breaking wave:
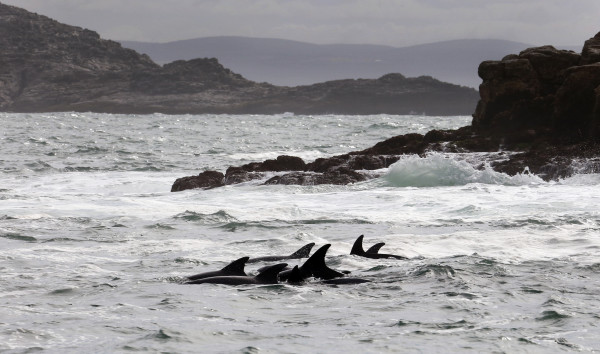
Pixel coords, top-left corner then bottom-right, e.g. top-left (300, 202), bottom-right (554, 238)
top-left (383, 154), bottom-right (545, 187)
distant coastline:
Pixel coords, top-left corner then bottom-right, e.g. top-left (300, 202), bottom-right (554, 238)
top-left (0, 3), bottom-right (478, 116)
top-left (121, 37), bottom-right (545, 88)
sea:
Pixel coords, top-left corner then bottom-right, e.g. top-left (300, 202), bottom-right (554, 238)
top-left (1, 112), bottom-right (600, 353)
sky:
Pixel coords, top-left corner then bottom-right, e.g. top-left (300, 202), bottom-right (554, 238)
top-left (3, 0), bottom-right (599, 47)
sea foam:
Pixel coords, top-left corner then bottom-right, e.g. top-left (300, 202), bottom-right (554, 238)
top-left (384, 153), bottom-right (545, 187)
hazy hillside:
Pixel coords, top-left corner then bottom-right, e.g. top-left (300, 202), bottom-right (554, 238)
top-left (0, 2), bottom-right (478, 115)
top-left (120, 37), bottom-right (573, 88)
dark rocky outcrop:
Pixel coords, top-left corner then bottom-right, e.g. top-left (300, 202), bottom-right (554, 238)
top-left (171, 171), bottom-right (225, 192)
top-left (472, 34), bottom-right (600, 145)
top-left (172, 32), bottom-right (600, 191)
top-left (0, 3), bottom-right (478, 115)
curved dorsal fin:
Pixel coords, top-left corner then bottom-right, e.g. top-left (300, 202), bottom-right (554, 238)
top-left (255, 263), bottom-right (288, 282)
top-left (301, 244), bottom-right (344, 280)
top-left (366, 242), bottom-right (385, 254)
top-left (289, 242), bottom-right (315, 258)
top-left (350, 235), bottom-right (366, 255)
top-left (221, 256), bottom-right (249, 275)
top-left (301, 244), bottom-right (330, 272)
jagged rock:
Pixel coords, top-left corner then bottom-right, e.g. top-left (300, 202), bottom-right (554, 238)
top-left (264, 167), bottom-right (368, 186)
top-left (305, 154), bottom-right (399, 173)
top-left (306, 155), bottom-right (351, 173)
top-left (171, 171), bottom-right (224, 192)
top-left (222, 155), bottom-right (307, 184)
top-left (554, 63), bottom-right (600, 141)
top-left (354, 133), bottom-right (428, 155)
top-left (235, 155), bottom-right (307, 172)
top-left (580, 32), bottom-right (600, 65)
top-left (224, 167), bottom-right (265, 185)
top-left (471, 39), bottom-right (600, 145)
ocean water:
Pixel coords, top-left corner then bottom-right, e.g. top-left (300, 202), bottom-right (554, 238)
top-left (1, 112), bottom-right (600, 353)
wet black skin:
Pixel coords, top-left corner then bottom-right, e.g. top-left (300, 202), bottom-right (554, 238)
top-left (186, 263), bottom-right (288, 285)
top-left (186, 256), bottom-right (249, 282)
top-left (278, 244), bottom-right (345, 281)
top-left (350, 235), bottom-right (408, 260)
top-left (247, 242), bottom-right (315, 263)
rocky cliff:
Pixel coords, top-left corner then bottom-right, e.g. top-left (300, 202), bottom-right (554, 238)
top-left (473, 34), bottom-right (600, 145)
top-left (0, 3), bottom-right (477, 115)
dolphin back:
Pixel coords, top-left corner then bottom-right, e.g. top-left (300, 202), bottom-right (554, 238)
top-left (301, 244), bottom-right (344, 280)
top-left (255, 263), bottom-right (288, 284)
top-left (366, 242), bottom-right (385, 254)
top-left (350, 235), bottom-right (366, 255)
top-left (221, 256), bottom-right (250, 275)
top-left (288, 242), bottom-right (315, 258)
top-left (186, 256), bottom-right (249, 281)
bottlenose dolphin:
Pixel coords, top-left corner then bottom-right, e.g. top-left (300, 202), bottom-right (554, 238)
top-left (322, 277), bottom-right (371, 285)
top-left (186, 263), bottom-right (288, 285)
top-left (247, 242), bottom-right (315, 263)
top-left (351, 235), bottom-right (408, 260)
top-left (286, 265), bottom-right (305, 284)
top-left (279, 244), bottom-right (344, 281)
top-left (286, 264), bottom-right (370, 285)
top-left (186, 256), bottom-right (249, 282)
top-left (366, 242), bottom-right (385, 254)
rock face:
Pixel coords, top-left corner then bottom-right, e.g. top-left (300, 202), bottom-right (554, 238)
top-left (172, 32), bottom-right (600, 191)
top-left (472, 34), bottom-right (600, 145)
top-left (0, 3), bottom-right (478, 115)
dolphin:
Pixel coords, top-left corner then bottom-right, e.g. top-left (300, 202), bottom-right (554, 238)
top-left (279, 244), bottom-right (344, 281)
top-left (286, 264), bottom-right (370, 285)
top-left (247, 242), bottom-right (315, 263)
top-left (186, 256), bottom-right (249, 282)
top-left (322, 277), bottom-right (371, 285)
top-left (366, 242), bottom-right (385, 254)
top-left (285, 265), bottom-right (305, 284)
top-left (186, 263), bottom-right (288, 285)
top-left (351, 235), bottom-right (408, 260)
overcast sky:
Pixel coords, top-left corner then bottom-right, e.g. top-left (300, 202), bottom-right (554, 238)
top-left (4, 0), bottom-right (599, 47)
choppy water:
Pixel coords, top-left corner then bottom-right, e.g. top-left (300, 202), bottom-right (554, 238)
top-left (1, 112), bottom-right (600, 353)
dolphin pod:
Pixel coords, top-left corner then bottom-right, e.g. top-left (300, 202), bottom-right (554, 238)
top-left (185, 236), bottom-right (407, 286)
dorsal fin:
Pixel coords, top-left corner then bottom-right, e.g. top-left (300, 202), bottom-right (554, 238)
top-left (287, 265), bottom-right (305, 284)
top-left (350, 235), bottom-right (366, 255)
top-left (366, 242), bottom-right (385, 254)
top-left (301, 244), bottom-right (331, 272)
top-left (289, 242), bottom-right (315, 258)
top-left (255, 263), bottom-right (288, 282)
top-left (221, 256), bottom-right (249, 275)
top-left (301, 244), bottom-right (344, 280)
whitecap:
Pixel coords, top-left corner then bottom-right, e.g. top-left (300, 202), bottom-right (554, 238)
top-left (383, 153), bottom-right (545, 187)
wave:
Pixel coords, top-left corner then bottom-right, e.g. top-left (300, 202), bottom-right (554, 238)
top-left (172, 210), bottom-right (238, 224)
top-left (383, 154), bottom-right (545, 187)
top-left (1, 233), bottom-right (37, 242)
top-left (559, 172), bottom-right (600, 185)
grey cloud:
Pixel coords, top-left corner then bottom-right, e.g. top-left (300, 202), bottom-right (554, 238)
top-left (3, 0), bottom-right (598, 46)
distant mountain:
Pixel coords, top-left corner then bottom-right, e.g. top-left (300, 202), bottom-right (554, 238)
top-left (0, 3), bottom-right (479, 115)
top-left (120, 37), bottom-right (575, 88)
